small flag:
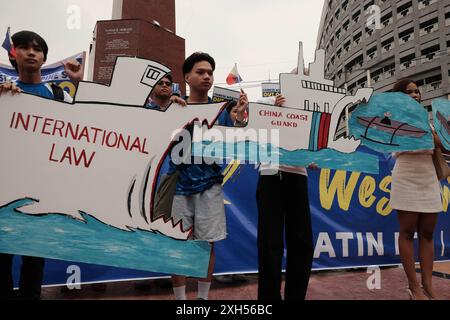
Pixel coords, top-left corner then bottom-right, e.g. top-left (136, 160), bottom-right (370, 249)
top-left (2, 27), bottom-right (15, 57)
top-left (226, 63), bottom-right (243, 85)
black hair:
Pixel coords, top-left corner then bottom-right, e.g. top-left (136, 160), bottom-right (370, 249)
top-left (182, 52), bottom-right (215, 76)
top-left (392, 78), bottom-right (418, 94)
top-left (226, 100), bottom-right (238, 113)
top-left (162, 73), bottom-right (173, 83)
top-left (9, 31), bottom-right (48, 71)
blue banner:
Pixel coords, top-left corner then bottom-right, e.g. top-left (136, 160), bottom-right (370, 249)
top-left (0, 52), bottom-right (84, 97)
top-left (11, 147), bottom-right (449, 286)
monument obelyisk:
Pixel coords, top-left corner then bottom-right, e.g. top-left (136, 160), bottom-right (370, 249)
top-left (88, 0), bottom-right (185, 94)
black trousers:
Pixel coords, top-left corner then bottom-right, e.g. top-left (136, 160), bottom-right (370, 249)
top-left (0, 253), bottom-right (45, 300)
top-left (257, 172), bottom-right (313, 300)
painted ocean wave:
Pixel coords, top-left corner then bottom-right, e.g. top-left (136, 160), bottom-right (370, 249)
top-left (192, 141), bottom-right (379, 174)
top-left (0, 199), bottom-right (211, 278)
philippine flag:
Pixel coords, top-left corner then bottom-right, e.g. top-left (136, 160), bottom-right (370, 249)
top-left (226, 63), bottom-right (243, 85)
top-left (2, 27), bottom-right (15, 57)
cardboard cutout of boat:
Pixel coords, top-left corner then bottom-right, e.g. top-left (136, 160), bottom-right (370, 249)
top-left (357, 113), bottom-right (427, 146)
top-left (436, 111), bottom-right (450, 135)
top-left (436, 111), bottom-right (450, 145)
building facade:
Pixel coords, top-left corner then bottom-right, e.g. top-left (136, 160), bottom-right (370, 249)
top-left (317, 0), bottom-right (450, 108)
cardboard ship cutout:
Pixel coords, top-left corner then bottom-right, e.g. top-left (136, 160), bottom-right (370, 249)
top-left (349, 92), bottom-right (434, 153)
top-left (193, 43), bottom-right (378, 174)
top-left (0, 56), bottom-right (231, 277)
top-left (432, 99), bottom-right (450, 151)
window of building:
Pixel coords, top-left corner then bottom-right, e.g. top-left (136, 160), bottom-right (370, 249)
top-left (343, 19), bottom-right (350, 32)
top-left (342, 0), bottom-right (349, 11)
top-left (367, 46), bottom-right (377, 61)
top-left (445, 10), bottom-right (450, 26)
top-left (419, 16), bottom-right (439, 36)
top-left (371, 67), bottom-right (384, 83)
top-left (346, 54), bottom-right (364, 73)
top-left (381, 11), bottom-right (393, 28)
top-left (365, 26), bottom-right (374, 38)
top-left (418, 0), bottom-right (438, 10)
top-left (344, 39), bottom-right (351, 53)
top-left (364, 0), bottom-right (375, 11)
top-left (352, 9), bottom-right (361, 25)
top-left (397, 1), bottom-right (413, 19)
top-left (400, 53), bottom-right (416, 70)
top-left (348, 82), bottom-right (357, 95)
top-left (384, 63), bottom-right (395, 79)
top-left (353, 31), bottom-right (362, 46)
top-left (421, 43), bottom-right (440, 63)
top-left (381, 37), bottom-right (394, 53)
top-left (357, 76), bottom-right (368, 88)
top-left (399, 27), bottom-right (415, 44)
top-left (417, 74), bottom-right (442, 92)
top-left (335, 8), bottom-right (341, 20)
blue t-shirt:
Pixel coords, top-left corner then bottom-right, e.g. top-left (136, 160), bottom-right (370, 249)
top-left (15, 81), bottom-right (55, 99)
top-left (145, 101), bottom-right (161, 110)
top-left (168, 98), bottom-right (234, 195)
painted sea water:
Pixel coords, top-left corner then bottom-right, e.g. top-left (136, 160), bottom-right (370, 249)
top-left (349, 93), bottom-right (434, 153)
top-left (0, 199), bottom-right (211, 278)
top-left (432, 99), bottom-right (450, 150)
top-left (193, 141), bottom-right (379, 174)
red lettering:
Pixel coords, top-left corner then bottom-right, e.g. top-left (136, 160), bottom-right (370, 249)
top-left (287, 113), bottom-right (309, 121)
top-left (259, 110), bottom-right (282, 118)
top-left (41, 118), bottom-right (54, 135)
top-left (60, 147), bottom-right (73, 165)
top-left (73, 149), bottom-right (96, 168)
top-left (90, 127), bottom-right (102, 144)
top-left (117, 133), bottom-right (130, 151)
top-left (65, 122), bottom-right (79, 140)
top-left (271, 120), bottom-right (298, 128)
top-left (32, 115), bottom-right (43, 132)
top-left (141, 138), bottom-right (149, 155)
top-left (78, 127), bottom-right (90, 143)
top-left (15, 113), bottom-right (30, 130)
top-left (52, 120), bottom-right (65, 137)
top-left (106, 131), bottom-right (118, 147)
top-left (130, 137), bottom-right (142, 153)
top-left (49, 144), bottom-right (59, 163)
top-left (10, 112), bottom-right (16, 128)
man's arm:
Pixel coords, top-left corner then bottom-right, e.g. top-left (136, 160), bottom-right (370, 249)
top-left (235, 89), bottom-right (248, 123)
top-left (63, 60), bottom-right (83, 85)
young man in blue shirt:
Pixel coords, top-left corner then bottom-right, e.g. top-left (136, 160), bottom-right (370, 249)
top-left (0, 30), bottom-right (82, 300)
top-left (170, 52), bottom-right (247, 300)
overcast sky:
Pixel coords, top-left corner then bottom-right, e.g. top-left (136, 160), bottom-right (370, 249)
top-left (0, 0), bottom-right (325, 98)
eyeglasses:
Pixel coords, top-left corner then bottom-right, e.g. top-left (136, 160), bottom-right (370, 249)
top-left (157, 80), bottom-right (172, 87)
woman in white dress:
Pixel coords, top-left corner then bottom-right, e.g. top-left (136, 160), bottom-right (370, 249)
top-left (390, 79), bottom-right (446, 300)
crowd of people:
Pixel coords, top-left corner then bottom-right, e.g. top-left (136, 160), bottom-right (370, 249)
top-left (0, 30), bottom-right (447, 301)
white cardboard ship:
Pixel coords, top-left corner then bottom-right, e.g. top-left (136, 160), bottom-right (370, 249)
top-left (0, 56), bottom-right (227, 240)
top-left (196, 43), bottom-right (373, 154)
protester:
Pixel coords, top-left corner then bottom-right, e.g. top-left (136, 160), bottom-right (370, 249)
top-left (145, 73), bottom-right (186, 111)
top-left (170, 52), bottom-right (247, 300)
top-left (390, 78), bottom-right (446, 300)
top-left (256, 91), bottom-right (315, 300)
top-left (0, 30), bottom-right (82, 300)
